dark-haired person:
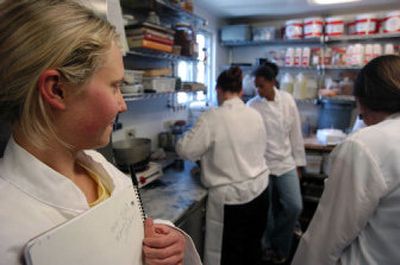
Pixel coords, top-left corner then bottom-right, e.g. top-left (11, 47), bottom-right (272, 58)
top-left (177, 67), bottom-right (270, 265)
top-left (247, 63), bottom-right (306, 264)
top-left (292, 55), bottom-right (400, 265)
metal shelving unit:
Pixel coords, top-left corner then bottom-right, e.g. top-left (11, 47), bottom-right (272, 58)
top-left (325, 32), bottom-right (400, 43)
top-left (221, 37), bottom-right (323, 47)
top-left (121, 0), bottom-right (206, 28)
top-left (126, 49), bottom-right (199, 62)
top-left (123, 91), bottom-right (174, 102)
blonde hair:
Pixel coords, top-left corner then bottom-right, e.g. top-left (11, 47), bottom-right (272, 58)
top-left (0, 0), bottom-right (119, 148)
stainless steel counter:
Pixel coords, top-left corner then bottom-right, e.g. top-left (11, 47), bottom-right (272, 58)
top-left (139, 161), bottom-right (208, 224)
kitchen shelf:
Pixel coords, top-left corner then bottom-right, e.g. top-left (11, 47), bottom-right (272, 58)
top-left (280, 65), bottom-right (319, 70)
top-left (222, 33), bottom-right (400, 47)
top-left (325, 32), bottom-right (400, 43)
top-left (121, 0), bottom-right (206, 28)
top-left (126, 49), bottom-right (199, 62)
top-left (320, 65), bottom-right (361, 71)
top-left (123, 91), bottom-right (175, 102)
top-left (221, 37), bottom-right (323, 47)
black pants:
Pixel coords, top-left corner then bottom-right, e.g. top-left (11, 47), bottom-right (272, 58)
top-left (220, 187), bottom-right (269, 265)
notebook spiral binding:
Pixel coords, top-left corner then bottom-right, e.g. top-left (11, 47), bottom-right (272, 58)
top-left (129, 165), bottom-right (147, 221)
top-left (133, 185), bottom-right (146, 221)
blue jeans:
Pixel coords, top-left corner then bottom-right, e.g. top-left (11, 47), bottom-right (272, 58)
top-left (263, 169), bottom-right (303, 258)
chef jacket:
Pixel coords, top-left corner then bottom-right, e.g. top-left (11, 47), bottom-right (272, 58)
top-left (292, 113), bottom-right (400, 265)
top-left (176, 97), bottom-right (270, 205)
top-left (247, 88), bottom-right (306, 176)
top-left (0, 137), bottom-right (201, 265)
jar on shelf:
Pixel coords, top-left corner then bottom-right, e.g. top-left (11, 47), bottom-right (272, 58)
top-left (174, 23), bottom-right (196, 57)
top-left (355, 13), bottom-right (379, 35)
top-left (373, 43), bottom-right (383, 58)
top-left (146, 11), bottom-right (160, 25)
top-left (382, 11), bottom-right (400, 33)
top-left (285, 47), bottom-right (295, 66)
top-left (294, 47), bottom-right (303, 66)
top-left (364, 44), bottom-right (374, 64)
top-left (311, 47), bottom-right (322, 66)
top-left (323, 47), bottom-right (332, 66)
top-left (325, 16), bottom-right (345, 37)
top-left (384, 43), bottom-right (395, 55)
top-left (303, 17), bottom-right (324, 39)
top-left (285, 19), bottom-right (303, 39)
top-left (352, 43), bottom-right (365, 66)
top-left (302, 47), bottom-right (311, 67)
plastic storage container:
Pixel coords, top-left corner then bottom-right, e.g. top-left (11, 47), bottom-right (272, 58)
top-left (325, 16), bottom-right (345, 37)
top-left (221, 24), bottom-right (251, 42)
top-left (382, 11), bottom-right (400, 33)
top-left (355, 13), bottom-right (379, 35)
top-left (143, 77), bottom-right (176, 93)
top-left (285, 19), bottom-right (303, 39)
top-left (252, 26), bottom-right (276, 41)
top-left (303, 17), bottom-right (324, 38)
top-left (318, 98), bottom-right (356, 131)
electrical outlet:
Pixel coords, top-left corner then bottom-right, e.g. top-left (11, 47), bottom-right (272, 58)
top-left (125, 128), bottom-right (136, 140)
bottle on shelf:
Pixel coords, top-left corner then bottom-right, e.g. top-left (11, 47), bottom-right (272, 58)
top-left (293, 72), bottom-right (308, 100)
top-left (280, 72), bottom-right (294, 94)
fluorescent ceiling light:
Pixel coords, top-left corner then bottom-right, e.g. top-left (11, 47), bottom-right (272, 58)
top-left (309, 0), bottom-right (362, 5)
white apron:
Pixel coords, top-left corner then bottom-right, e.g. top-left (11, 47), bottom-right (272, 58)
top-left (203, 185), bottom-right (227, 265)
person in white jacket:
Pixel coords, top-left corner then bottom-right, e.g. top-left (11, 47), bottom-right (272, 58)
top-left (0, 1), bottom-right (201, 265)
top-left (247, 63), bottom-right (306, 264)
top-left (292, 54), bottom-right (400, 265)
top-left (176, 66), bottom-right (270, 265)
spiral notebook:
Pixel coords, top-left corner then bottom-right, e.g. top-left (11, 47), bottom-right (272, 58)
top-left (24, 186), bottom-right (145, 265)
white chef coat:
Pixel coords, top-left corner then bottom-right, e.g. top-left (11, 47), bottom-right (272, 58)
top-left (0, 137), bottom-right (201, 265)
top-left (176, 97), bottom-right (270, 265)
top-left (292, 113), bottom-right (400, 265)
top-left (247, 88), bottom-right (306, 176)
top-left (176, 96), bottom-right (270, 204)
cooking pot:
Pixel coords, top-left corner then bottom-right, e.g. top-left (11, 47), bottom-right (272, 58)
top-left (112, 138), bottom-right (151, 169)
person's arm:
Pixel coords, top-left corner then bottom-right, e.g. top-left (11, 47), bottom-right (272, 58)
top-left (175, 113), bottom-right (210, 162)
top-left (288, 99), bottom-right (306, 167)
top-left (292, 139), bottom-right (387, 265)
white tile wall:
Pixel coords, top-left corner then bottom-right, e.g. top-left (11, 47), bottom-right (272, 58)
top-left (113, 97), bottom-right (189, 150)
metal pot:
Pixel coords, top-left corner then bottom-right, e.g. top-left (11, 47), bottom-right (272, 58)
top-left (112, 138), bottom-right (151, 167)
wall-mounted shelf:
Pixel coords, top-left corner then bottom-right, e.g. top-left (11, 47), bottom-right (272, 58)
top-left (325, 32), bottom-right (400, 43)
top-left (121, 0), bottom-right (206, 28)
top-left (126, 49), bottom-right (199, 62)
top-left (281, 65), bottom-right (319, 70)
top-left (320, 65), bottom-right (361, 71)
top-left (222, 33), bottom-right (400, 47)
top-left (221, 37), bottom-right (323, 47)
top-left (123, 90), bottom-right (204, 102)
top-left (123, 92), bottom-right (174, 102)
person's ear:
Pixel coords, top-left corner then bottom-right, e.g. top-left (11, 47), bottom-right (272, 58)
top-left (37, 70), bottom-right (66, 110)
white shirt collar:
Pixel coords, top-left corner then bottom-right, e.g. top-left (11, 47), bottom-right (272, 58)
top-left (221, 96), bottom-right (244, 107)
top-left (0, 137), bottom-right (118, 213)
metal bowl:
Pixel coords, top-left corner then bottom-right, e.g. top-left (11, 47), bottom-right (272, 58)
top-left (112, 138), bottom-right (151, 166)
